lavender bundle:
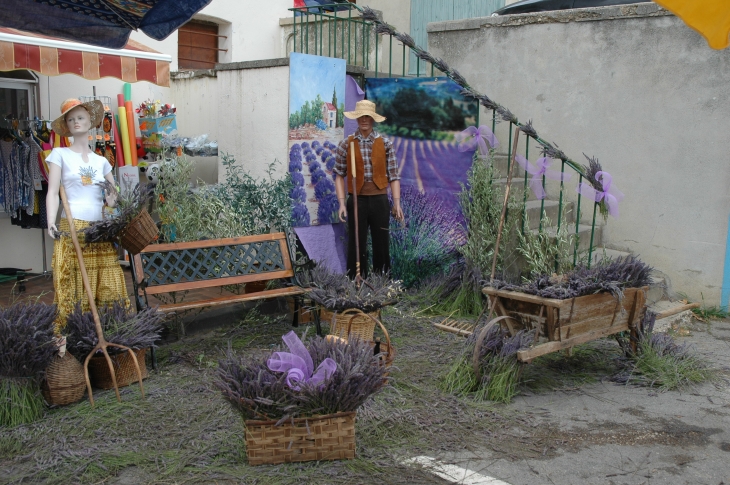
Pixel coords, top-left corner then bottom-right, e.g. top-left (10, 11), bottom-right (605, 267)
top-left (304, 265), bottom-right (403, 313)
top-left (611, 312), bottom-right (712, 390)
top-left (64, 301), bottom-right (164, 358)
top-left (81, 181), bottom-right (155, 244)
top-left (491, 256), bottom-right (653, 301)
top-left (443, 324), bottom-right (533, 403)
top-left (0, 302), bottom-right (57, 427)
top-left (0, 302), bottom-right (57, 379)
top-left (215, 336), bottom-right (386, 421)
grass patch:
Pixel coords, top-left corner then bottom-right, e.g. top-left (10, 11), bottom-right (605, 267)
top-left (622, 337), bottom-right (715, 391)
top-left (0, 378), bottom-right (45, 428)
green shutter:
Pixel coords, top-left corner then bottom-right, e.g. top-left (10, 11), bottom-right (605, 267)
top-left (409, 0), bottom-right (505, 75)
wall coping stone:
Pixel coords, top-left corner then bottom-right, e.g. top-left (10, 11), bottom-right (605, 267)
top-left (427, 2), bottom-right (672, 33)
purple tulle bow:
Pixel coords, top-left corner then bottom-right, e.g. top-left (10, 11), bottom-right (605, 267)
top-left (576, 171), bottom-right (624, 219)
top-left (267, 331), bottom-right (337, 390)
top-left (455, 125), bottom-right (499, 157)
top-left (514, 155), bottom-right (571, 200)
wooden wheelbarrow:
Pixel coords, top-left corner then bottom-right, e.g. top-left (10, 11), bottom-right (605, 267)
top-left (481, 286), bottom-right (648, 363)
top-left (59, 186), bottom-right (145, 407)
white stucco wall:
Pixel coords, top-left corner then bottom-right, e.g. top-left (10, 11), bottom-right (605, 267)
top-left (171, 61), bottom-right (290, 183)
top-left (428, 4), bottom-right (730, 304)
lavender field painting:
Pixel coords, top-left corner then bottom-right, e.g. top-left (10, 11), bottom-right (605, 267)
top-left (365, 77), bottom-right (478, 213)
top-left (288, 53), bottom-right (346, 227)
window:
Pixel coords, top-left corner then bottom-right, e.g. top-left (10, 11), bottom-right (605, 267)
top-left (178, 20), bottom-right (225, 70)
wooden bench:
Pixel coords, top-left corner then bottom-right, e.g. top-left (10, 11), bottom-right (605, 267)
top-left (130, 232), bottom-right (319, 335)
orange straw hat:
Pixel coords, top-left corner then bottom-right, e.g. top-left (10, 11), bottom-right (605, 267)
top-left (344, 100), bottom-right (386, 123)
top-left (51, 98), bottom-right (105, 137)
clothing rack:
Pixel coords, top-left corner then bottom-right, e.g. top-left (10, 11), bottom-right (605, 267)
top-left (0, 115), bottom-right (53, 282)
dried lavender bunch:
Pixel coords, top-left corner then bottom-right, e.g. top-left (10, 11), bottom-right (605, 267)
top-left (0, 302), bottom-right (57, 378)
top-left (215, 336), bottom-right (385, 421)
top-left (469, 324), bottom-right (534, 363)
top-left (448, 68), bottom-right (468, 88)
top-left (540, 141), bottom-right (568, 161)
top-left (81, 182), bottom-right (155, 244)
top-left (491, 256), bottom-right (653, 300)
top-left (361, 6), bottom-right (379, 22)
top-left (496, 106), bottom-right (518, 124)
top-left (303, 265), bottom-right (403, 313)
top-left (64, 300), bottom-right (164, 358)
top-left (520, 120), bottom-right (538, 139)
top-left (583, 153), bottom-right (604, 190)
top-left (395, 32), bottom-right (417, 49)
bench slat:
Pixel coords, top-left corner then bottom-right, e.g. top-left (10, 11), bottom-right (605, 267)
top-left (139, 232), bottom-right (288, 253)
top-left (157, 286), bottom-right (307, 312)
top-left (144, 269), bottom-right (296, 295)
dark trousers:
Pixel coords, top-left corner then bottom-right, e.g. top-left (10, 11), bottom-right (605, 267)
top-left (346, 194), bottom-right (390, 279)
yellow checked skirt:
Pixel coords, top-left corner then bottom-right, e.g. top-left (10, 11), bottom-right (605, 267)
top-left (52, 218), bottom-right (130, 333)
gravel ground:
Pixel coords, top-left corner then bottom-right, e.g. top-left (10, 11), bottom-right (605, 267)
top-left (1, 301), bottom-right (727, 485)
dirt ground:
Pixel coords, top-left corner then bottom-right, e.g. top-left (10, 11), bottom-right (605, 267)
top-left (1, 299), bottom-right (728, 485)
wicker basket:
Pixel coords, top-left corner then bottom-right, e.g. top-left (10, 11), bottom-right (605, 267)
top-left (321, 307), bottom-right (380, 341)
top-left (244, 411), bottom-right (356, 466)
top-left (88, 348), bottom-right (148, 390)
top-left (41, 352), bottom-right (86, 406)
top-left (119, 209), bottom-right (157, 254)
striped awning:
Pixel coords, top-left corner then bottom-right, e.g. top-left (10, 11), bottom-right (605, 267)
top-left (0, 28), bottom-right (171, 87)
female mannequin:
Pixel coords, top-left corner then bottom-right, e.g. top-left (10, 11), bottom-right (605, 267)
top-left (46, 99), bottom-right (129, 332)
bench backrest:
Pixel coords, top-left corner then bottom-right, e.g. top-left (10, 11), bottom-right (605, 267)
top-left (133, 232), bottom-right (294, 296)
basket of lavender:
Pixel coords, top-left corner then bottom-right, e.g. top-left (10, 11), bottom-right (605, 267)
top-left (0, 302), bottom-right (58, 426)
top-left (215, 331), bottom-right (387, 465)
top-left (305, 265), bottom-right (403, 341)
top-left (64, 301), bottom-right (163, 389)
top-left (81, 181), bottom-right (157, 254)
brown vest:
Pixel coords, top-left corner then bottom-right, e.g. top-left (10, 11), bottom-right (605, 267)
top-left (347, 135), bottom-right (388, 194)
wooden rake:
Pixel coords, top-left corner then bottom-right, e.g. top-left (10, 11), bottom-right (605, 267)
top-left (59, 186), bottom-right (145, 407)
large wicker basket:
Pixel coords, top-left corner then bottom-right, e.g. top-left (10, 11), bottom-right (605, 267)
top-left (88, 348), bottom-right (148, 389)
top-left (41, 352), bottom-right (86, 406)
top-left (119, 209), bottom-right (157, 254)
top-left (321, 307), bottom-right (380, 341)
top-left (244, 411), bottom-right (356, 466)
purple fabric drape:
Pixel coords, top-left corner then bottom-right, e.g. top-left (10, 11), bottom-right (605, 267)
top-left (344, 75), bottom-right (365, 137)
top-left (455, 125), bottom-right (499, 157)
top-left (514, 155), bottom-right (571, 200)
top-left (267, 331), bottom-right (337, 390)
top-left (576, 171), bottom-right (624, 218)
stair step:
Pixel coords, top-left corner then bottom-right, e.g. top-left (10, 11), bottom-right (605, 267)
top-left (523, 199), bottom-right (575, 229)
top-left (531, 223), bottom-right (601, 252)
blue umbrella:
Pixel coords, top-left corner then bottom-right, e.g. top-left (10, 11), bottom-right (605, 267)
top-left (0, 0), bottom-right (213, 49)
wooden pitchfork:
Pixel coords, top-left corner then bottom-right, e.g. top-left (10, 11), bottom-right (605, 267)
top-left (59, 186), bottom-right (145, 407)
top-left (349, 141), bottom-right (364, 287)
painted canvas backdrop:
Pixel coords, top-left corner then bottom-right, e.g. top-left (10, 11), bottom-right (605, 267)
top-left (288, 52), bottom-right (346, 228)
top-left (365, 77), bottom-right (478, 213)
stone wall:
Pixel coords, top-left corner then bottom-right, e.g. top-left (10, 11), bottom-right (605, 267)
top-left (428, 3), bottom-right (730, 304)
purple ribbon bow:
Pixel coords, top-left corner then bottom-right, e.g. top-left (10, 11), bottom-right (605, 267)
top-left (267, 331), bottom-right (337, 390)
top-left (576, 170), bottom-right (624, 219)
top-left (514, 155), bottom-right (571, 200)
top-left (455, 125), bottom-right (499, 157)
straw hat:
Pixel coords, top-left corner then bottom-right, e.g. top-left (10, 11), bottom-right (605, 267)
top-left (51, 98), bottom-right (105, 137)
top-left (344, 100), bottom-right (386, 123)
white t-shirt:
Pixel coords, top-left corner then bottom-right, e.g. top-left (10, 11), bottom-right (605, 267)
top-left (47, 147), bottom-right (112, 222)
